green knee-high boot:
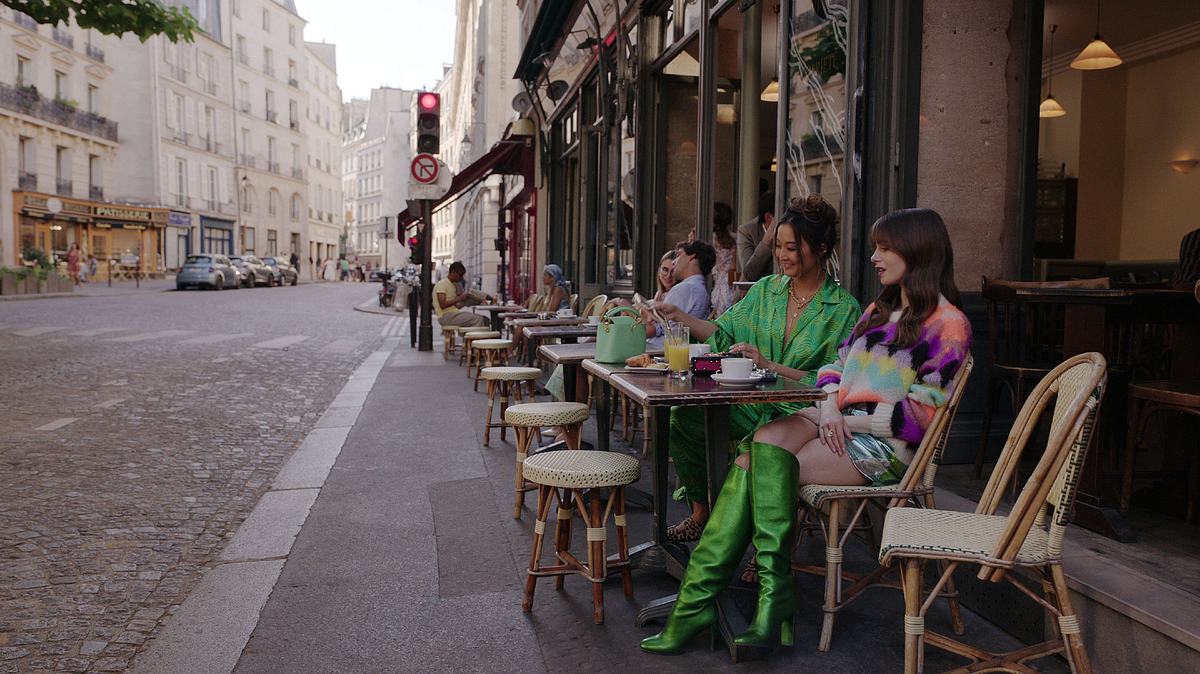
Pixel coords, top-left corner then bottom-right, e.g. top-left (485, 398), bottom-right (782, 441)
top-left (640, 467), bottom-right (753, 655)
top-left (734, 442), bottom-right (799, 648)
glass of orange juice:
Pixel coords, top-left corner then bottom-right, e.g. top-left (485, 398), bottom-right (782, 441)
top-left (664, 323), bottom-right (691, 379)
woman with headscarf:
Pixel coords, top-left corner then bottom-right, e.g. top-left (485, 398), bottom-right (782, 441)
top-left (542, 264), bottom-right (571, 312)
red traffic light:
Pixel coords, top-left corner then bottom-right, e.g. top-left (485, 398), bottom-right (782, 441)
top-left (418, 92), bottom-right (440, 111)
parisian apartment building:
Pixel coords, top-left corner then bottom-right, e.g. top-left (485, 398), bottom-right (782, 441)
top-left (0, 0), bottom-right (344, 278)
top-left (341, 86), bottom-right (411, 271)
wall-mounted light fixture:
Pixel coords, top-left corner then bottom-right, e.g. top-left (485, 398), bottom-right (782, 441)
top-left (1169, 159), bottom-right (1198, 174)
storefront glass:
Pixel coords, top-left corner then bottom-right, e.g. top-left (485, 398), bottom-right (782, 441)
top-left (780, 1), bottom-right (851, 215)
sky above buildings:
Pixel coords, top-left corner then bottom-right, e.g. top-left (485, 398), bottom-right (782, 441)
top-left (297, 0), bottom-right (456, 102)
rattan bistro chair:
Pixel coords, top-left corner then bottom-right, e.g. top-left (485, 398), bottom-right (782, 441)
top-left (880, 353), bottom-right (1107, 674)
top-left (794, 356), bottom-right (974, 653)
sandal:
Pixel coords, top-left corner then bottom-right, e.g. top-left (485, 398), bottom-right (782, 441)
top-left (666, 516), bottom-right (706, 542)
top-left (739, 557), bottom-right (759, 584)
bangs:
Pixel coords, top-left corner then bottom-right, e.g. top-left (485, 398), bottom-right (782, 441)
top-left (870, 217), bottom-right (900, 249)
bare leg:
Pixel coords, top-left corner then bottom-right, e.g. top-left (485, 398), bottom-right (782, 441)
top-left (735, 415), bottom-right (866, 487)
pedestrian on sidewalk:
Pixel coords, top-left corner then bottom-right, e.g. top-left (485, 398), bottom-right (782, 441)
top-left (290, 251), bottom-right (300, 275)
top-left (67, 242), bottom-right (82, 286)
top-left (339, 257), bottom-right (350, 282)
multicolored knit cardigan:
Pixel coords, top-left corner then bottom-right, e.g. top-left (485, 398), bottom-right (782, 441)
top-left (815, 296), bottom-right (972, 463)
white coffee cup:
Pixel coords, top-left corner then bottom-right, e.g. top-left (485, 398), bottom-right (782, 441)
top-left (587, 315), bottom-right (601, 325)
top-left (688, 343), bottom-right (711, 358)
top-left (557, 308), bottom-right (574, 318)
top-left (720, 357), bottom-right (753, 379)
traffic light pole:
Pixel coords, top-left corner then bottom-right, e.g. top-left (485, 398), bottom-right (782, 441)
top-left (417, 199), bottom-right (434, 351)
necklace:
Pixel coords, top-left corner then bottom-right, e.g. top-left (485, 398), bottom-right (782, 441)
top-left (787, 277), bottom-right (821, 320)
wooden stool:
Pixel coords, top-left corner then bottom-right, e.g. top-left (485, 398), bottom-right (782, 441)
top-left (479, 366), bottom-right (542, 446)
top-left (504, 402), bottom-right (589, 518)
top-left (441, 327), bottom-right (458, 359)
top-left (461, 330), bottom-right (500, 372)
top-left (521, 450), bottom-right (640, 624)
top-left (470, 338), bottom-right (512, 392)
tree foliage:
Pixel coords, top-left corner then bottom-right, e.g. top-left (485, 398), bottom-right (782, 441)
top-left (4, 0), bottom-right (198, 42)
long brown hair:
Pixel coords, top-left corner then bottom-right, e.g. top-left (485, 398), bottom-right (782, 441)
top-left (853, 208), bottom-right (961, 347)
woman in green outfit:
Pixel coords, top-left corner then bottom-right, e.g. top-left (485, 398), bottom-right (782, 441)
top-left (654, 195), bottom-right (860, 543)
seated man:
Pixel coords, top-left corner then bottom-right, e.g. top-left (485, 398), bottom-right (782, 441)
top-left (643, 240), bottom-right (715, 348)
top-left (1175, 226), bottom-right (1200, 289)
top-left (433, 261), bottom-right (488, 328)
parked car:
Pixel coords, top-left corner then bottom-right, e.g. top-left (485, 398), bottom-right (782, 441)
top-left (229, 255), bottom-right (274, 287)
top-left (262, 256), bottom-right (299, 286)
top-left (369, 268), bottom-right (392, 282)
top-left (177, 254), bottom-right (239, 291)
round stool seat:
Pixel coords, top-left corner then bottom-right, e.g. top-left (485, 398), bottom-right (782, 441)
top-left (481, 366), bottom-right (543, 381)
top-left (505, 402), bottom-right (589, 427)
top-left (522, 450), bottom-right (641, 489)
top-left (463, 330), bottom-right (501, 340)
top-left (473, 338), bottom-right (513, 350)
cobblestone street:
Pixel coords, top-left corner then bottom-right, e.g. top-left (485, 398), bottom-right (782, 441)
top-left (0, 284), bottom-right (391, 673)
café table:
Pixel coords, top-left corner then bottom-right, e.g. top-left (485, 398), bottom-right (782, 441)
top-left (1007, 286), bottom-right (1200, 541)
top-left (537, 343), bottom-right (662, 405)
top-left (522, 324), bottom-right (597, 367)
top-left (584, 362), bottom-right (825, 660)
top-left (472, 304), bottom-right (525, 332)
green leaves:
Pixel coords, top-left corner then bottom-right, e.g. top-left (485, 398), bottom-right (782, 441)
top-left (4, 1), bottom-right (199, 43)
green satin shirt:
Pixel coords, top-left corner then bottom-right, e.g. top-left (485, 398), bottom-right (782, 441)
top-left (708, 274), bottom-right (861, 392)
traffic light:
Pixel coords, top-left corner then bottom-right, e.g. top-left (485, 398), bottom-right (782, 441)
top-left (416, 91), bottom-right (441, 154)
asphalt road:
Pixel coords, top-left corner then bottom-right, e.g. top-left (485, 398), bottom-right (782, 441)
top-left (0, 283), bottom-right (388, 673)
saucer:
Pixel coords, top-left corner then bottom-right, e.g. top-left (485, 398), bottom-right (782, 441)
top-left (711, 372), bottom-right (764, 387)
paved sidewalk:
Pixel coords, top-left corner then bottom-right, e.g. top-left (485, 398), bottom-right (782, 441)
top-left (133, 333), bottom-right (1061, 673)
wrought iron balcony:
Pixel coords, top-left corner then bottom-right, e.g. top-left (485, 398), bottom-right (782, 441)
top-left (89, 185), bottom-right (103, 201)
top-left (239, 154), bottom-right (256, 168)
top-left (237, 51), bottom-right (250, 65)
top-left (14, 12), bottom-right (38, 31)
top-left (19, 171), bottom-right (37, 190)
top-left (52, 28), bottom-right (74, 48)
top-left (268, 161), bottom-right (280, 174)
top-left (203, 80), bottom-right (217, 96)
top-left (56, 178), bottom-right (73, 196)
top-left (86, 44), bottom-right (105, 63)
top-left (167, 63), bottom-right (187, 83)
top-left (266, 110), bottom-right (278, 124)
top-left (0, 83), bottom-right (118, 142)
top-left (238, 100), bottom-right (251, 113)
top-left (264, 65), bottom-right (275, 78)
top-left (288, 77), bottom-right (299, 88)
top-left (289, 119), bottom-right (299, 131)
top-left (291, 167), bottom-right (303, 179)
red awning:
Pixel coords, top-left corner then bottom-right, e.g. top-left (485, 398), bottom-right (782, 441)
top-left (397, 136), bottom-right (533, 235)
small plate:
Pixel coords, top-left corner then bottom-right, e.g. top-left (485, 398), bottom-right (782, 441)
top-left (712, 372), bottom-right (764, 387)
top-left (625, 364), bottom-right (670, 374)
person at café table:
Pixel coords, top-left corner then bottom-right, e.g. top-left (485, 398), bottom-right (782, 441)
top-left (650, 195), bottom-right (860, 545)
top-left (642, 207), bottom-right (972, 655)
top-left (512, 264), bottom-right (574, 357)
top-left (641, 240), bottom-right (716, 348)
top-left (432, 261), bottom-right (490, 329)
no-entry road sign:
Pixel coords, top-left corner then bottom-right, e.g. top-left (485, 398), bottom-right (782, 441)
top-left (411, 153), bottom-right (439, 184)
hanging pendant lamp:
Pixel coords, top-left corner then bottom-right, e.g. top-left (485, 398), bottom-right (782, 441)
top-left (760, 78), bottom-right (779, 102)
top-left (1071, 0), bottom-right (1123, 70)
top-left (1041, 24), bottom-right (1067, 119)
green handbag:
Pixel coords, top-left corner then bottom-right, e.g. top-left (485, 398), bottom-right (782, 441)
top-left (595, 306), bottom-right (648, 363)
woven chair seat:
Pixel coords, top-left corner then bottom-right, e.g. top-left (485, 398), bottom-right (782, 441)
top-left (800, 482), bottom-right (922, 507)
top-left (472, 338), bottom-right (512, 350)
top-left (481, 366), bottom-right (543, 381)
top-left (522, 450), bottom-right (641, 489)
top-left (463, 330), bottom-right (501, 340)
top-left (880, 508), bottom-right (1051, 567)
top-left (505, 402), bottom-right (589, 427)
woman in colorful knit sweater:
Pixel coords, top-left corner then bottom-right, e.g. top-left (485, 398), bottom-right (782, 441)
top-left (643, 208), bottom-right (971, 656)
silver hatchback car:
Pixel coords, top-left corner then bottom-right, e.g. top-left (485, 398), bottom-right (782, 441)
top-left (177, 254), bottom-right (240, 290)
